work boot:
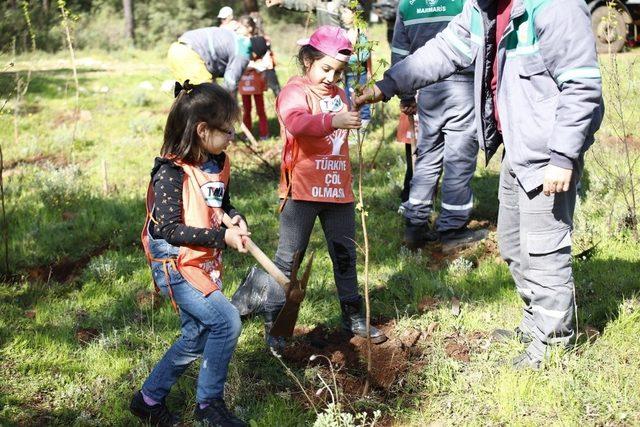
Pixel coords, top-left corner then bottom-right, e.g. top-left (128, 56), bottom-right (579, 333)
top-left (440, 227), bottom-right (488, 253)
top-left (491, 327), bottom-right (533, 344)
top-left (404, 220), bottom-right (438, 250)
top-left (340, 300), bottom-right (387, 344)
top-left (129, 391), bottom-right (179, 426)
top-left (194, 399), bottom-right (247, 427)
top-left (264, 309), bottom-right (286, 353)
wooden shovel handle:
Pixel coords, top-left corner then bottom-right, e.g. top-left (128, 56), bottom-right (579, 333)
top-left (221, 214), bottom-right (290, 288)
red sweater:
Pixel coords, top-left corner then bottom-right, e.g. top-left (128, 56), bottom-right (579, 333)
top-left (492, 0), bottom-right (513, 130)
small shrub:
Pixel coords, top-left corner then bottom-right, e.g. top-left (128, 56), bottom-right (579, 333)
top-left (35, 163), bottom-right (87, 209)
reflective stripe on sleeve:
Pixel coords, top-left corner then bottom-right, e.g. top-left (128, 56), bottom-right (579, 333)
top-left (556, 67), bottom-right (602, 83)
top-left (391, 46), bottom-right (410, 57)
top-left (442, 27), bottom-right (472, 59)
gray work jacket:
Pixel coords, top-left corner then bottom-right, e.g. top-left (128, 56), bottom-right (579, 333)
top-left (179, 27), bottom-right (251, 92)
top-left (378, 0), bottom-right (604, 193)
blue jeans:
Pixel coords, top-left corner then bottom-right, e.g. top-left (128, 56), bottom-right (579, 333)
top-left (345, 72), bottom-right (371, 121)
top-left (142, 236), bottom-right (242, 404)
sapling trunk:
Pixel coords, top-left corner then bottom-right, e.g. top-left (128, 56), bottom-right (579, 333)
top-left (58, 0), bottom-right (80, 142)
top-left (348, 1), bottom-right (386, 396)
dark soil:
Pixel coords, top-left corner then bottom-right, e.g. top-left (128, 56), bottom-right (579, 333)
top-left (280, 320), bottom-right (489, 416)
top-left (4, 153), bottom-right (69, 177)
top-left (74, 327), bottom-right (100, 345)
top-left (283, 320), bottom-right (432, 397)
top-left (26, 244), bottom-right (110, 284)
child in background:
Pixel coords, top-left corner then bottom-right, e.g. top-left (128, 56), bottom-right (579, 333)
top-left (131, 81), bottom-right (249, 427)
top-left (263, 26), bottom-right (387, 349)
top-left (249, 11), bottom-right (282, 97)
top-left (238, 29), bottom-right (270, 140)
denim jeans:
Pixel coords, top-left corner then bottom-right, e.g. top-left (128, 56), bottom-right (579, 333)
top-left (345, 72), bottom-right (371, 121)
top-left (142, 235), bottom-right (242, 404)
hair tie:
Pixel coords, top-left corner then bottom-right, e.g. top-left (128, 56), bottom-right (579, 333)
top-left (173, 79), bottom-right (194, 98)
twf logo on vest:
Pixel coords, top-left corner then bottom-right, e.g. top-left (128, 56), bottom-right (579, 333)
top-left (200, 181), bottom-right (226, 208)
top-left (319, 95), bottom-right (344, 113)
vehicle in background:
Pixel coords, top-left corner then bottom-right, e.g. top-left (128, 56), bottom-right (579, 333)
top-left (588, 1), bottom-right (639, 52)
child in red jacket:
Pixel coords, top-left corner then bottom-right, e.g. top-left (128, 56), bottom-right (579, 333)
top-left (265, 26), bottom-right (388, 349)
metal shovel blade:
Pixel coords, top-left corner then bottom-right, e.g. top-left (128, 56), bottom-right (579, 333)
top-left (269, 252), bottom-right (314, 337)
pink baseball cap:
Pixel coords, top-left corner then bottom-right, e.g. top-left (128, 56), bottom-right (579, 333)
top-left (297, 25), bottom-right (353, 62)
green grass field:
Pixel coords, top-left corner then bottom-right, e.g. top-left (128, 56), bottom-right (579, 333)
top-left (1, 23), bottom-right (639, 426)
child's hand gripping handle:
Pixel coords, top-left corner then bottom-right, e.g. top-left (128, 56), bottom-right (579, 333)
top-left (221, 213), bottom-right (290, 289)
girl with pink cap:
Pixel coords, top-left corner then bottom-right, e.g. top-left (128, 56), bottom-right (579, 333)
top-left (260, 25), bottom-right (388, 350)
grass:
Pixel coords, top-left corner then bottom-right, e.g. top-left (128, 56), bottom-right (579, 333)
top-left (1, 23), bottom-right (639, 426)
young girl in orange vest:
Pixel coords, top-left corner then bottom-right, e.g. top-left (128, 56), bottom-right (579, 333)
top-left (131, 81), bottom-right (249, 427)
top-left (238, 33), bottom-right (270, 140)
top-left (263, 26), bottom-right (387, 349)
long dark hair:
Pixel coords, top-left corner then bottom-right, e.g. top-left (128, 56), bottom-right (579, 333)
top-left (162, 82), bottom-right (239, 164)
top-left (238, 15), bottom-right (256, 36)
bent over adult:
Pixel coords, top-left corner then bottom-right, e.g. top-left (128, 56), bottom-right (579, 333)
top-left (167, 23), bottom-right (254, 92)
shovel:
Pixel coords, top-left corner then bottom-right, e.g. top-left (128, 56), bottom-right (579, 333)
top-left (222, 214), bottom-right (314, 337)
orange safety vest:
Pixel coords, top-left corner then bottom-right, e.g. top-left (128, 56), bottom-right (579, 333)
top-left (278, 81), bottom-right (354, 204)
top-left (141, 157), bottom-right (230, 311)
top-left (238, 68), bottom-right (267, 95)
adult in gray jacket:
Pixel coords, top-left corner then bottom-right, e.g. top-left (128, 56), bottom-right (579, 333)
top-left (167, 22), bottom-right (254, 92)
top-left (357, 0), bottom-right (603, 369)
top-left (265, 0), bottom-right (346, 28)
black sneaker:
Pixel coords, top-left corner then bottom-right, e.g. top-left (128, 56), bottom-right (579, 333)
top-left (194, 399), bottom-right (247, 427)
top-left (129, 390), bottom-right (179, 426)
top-left (440, 227), bottom-right (488, 253)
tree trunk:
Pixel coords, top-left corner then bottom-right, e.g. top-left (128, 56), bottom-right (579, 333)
top-left (43, 0), bottom-right (49, 12)
top-left (123, 0), bottom-right (135, 44)
top-left (243, 0), bottom-right (259, 13)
